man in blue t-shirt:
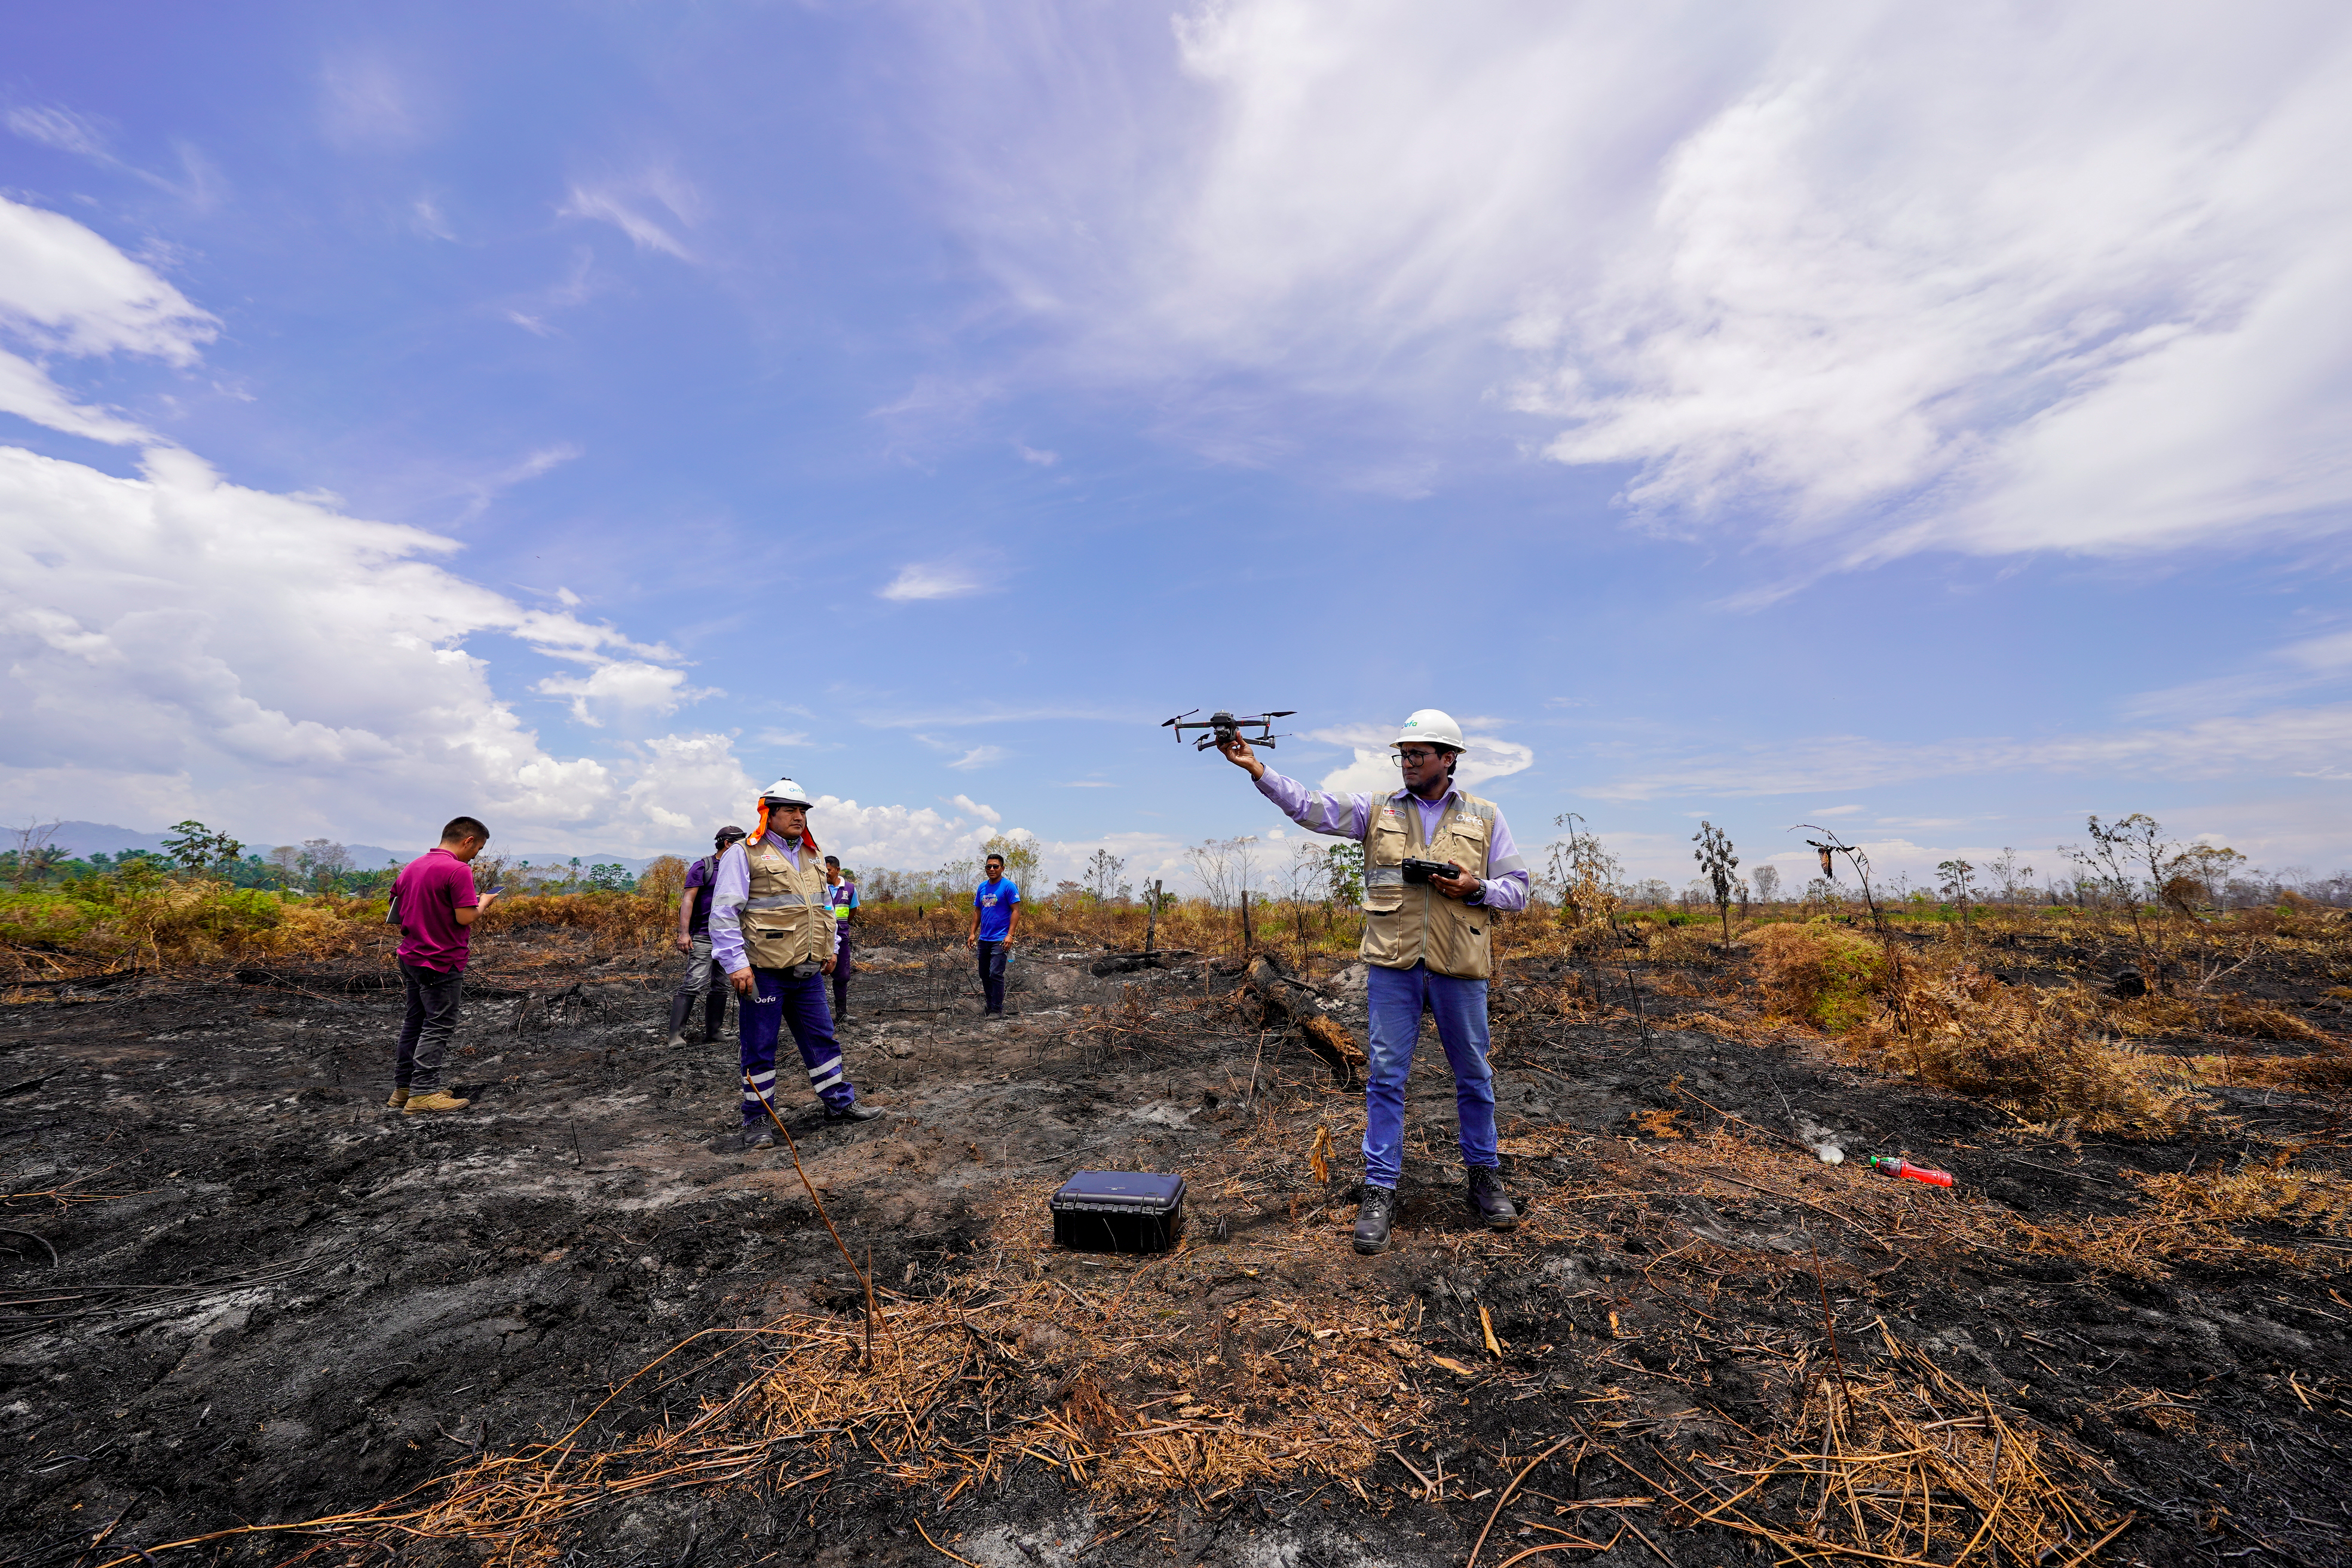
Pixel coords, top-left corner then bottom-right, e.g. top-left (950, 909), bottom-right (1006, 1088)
top-left (966, 852), bottom-right (1021, 1016)
top-left (823, 855), bottom-right (858, 1020)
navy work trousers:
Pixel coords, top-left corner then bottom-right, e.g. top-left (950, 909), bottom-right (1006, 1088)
top-left (737, 966), bottom-right (855, 1123)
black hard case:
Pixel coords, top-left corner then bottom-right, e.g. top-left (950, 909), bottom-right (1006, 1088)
top-left (1048, 1170), bottom-right (1186, 1254)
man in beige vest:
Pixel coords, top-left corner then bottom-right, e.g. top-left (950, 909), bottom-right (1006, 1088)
top-left (709, 777), bottom-right (883, 1147)
top-left (1222, 710), bottom-right (1530, 1254)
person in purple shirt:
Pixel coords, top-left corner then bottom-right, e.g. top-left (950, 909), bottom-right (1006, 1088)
top-left (387, 815), bottom-right (502, 1115)
top-left (666, 825), bottom-right (746, 1047)
top-left (1220, 709), bottom-right (1530, 1255)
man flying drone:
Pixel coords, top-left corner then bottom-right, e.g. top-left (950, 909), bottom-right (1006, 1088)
top-left (1218, 710), bottom-right (1529, 1254)
top-left (709, 776), bottom-right (883, 1147)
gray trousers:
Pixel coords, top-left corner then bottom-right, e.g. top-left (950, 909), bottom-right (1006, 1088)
top-left (396, 961), bottom-right (464, 1092)
top-left (667, 932), bottom-right (728, 1039)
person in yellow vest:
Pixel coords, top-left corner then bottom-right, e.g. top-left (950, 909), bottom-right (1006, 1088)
top-left (1220, 709), bottom-right (1530, 1254)
top-left (709, 777), bottom-right (883, 1148)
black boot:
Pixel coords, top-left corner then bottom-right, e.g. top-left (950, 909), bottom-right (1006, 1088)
top-left (824, 1100), bottom-right (884, 1124)
top-left (665, 993), bottom-right (694, 1047)
top-left (1353, 1186), bottom-right (1398, 1255)
top-left (1466, 1166), bottom-right (1518, 1230)
top-left (703, 991), bottom-right (728, 1042)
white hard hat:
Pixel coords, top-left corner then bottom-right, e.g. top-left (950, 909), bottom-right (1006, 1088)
top-left (759, 776), bottom-right (816, 808)
top-left (1391, 709), bottom-right (1466, 751)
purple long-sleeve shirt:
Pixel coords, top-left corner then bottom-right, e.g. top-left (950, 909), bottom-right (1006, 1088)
top-left (1254, 770), bottom-right (1531, 911)
top-left (709, 831), bottom-right (838, 974)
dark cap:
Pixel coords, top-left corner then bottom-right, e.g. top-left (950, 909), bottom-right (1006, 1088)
top-left (715, 825), bottom-right (747, 845)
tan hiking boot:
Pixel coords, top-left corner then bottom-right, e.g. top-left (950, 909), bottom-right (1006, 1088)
top-left (385, 1088), bottom-right (410, 1109)
top-left (402, 1089), bottom-right (470, 1114)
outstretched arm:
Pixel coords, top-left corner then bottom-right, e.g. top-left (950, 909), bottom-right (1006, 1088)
top-left (1221, 734), bottom-right (1375, 840)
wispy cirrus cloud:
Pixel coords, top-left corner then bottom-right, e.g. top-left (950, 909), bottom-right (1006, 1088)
top-left (906, 1), bottom-right (2352, 571)
top-left (878, 559), bottom-right (996, 601)
top-left (1581, 705), bottom-right (2352, 803)
top-left (560, 176), bottom-right (699, 261)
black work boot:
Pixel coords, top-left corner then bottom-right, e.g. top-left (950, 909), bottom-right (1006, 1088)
top-left (741, 1123), bottom-right (775, 1150)
top-left (1466, 1166), bottom-right (1518, 1230)
top-left (824, 1101), bottom-right (884, 1124)
top-left (1353, 1186), bottom-right (1398, 1255)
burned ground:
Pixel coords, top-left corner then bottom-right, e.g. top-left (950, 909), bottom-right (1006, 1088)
top-left (5, 917), bottom-right (2351, 1567)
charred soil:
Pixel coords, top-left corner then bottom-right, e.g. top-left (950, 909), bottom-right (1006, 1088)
top-left (5, 917), bottom-right (2351, 1567)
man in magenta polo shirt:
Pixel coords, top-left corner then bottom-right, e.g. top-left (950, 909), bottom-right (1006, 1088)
top-left (387, 815), bottom-right (501, 1114)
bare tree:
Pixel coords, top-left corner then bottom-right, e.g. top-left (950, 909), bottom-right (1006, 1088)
top-left (1750, 863), bottom-right (1781, 905)
top-left (1185, 838), bottom-right (1236, 909)
top-left (1985, 847), bottom-right (2033, 905)
top-left (2060, 813), bottom-right (2166, 957)
top-left (302, 838), bottom-right (352, 892)
top-left (1283, 841), bottom-right (1328, 961)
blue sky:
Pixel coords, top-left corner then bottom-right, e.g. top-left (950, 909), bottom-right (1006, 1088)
top-left (2, 1), bottom-right (2348, 894)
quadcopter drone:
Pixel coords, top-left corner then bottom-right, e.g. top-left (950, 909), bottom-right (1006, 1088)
top-left (1162, 709), bottom-right (1296, 752)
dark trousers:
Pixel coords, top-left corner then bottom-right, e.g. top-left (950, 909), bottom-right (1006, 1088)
top-left (830, 927), bottom-right (855, 1018)
top-left (396, 960), bottom-right (464, 1092)
top-left (976, 939), bottom-right (1008, 1013)
top-left (666, 932), bottom-right (727, 1039)
top-left (738, 966), bottom-right (855, 1122)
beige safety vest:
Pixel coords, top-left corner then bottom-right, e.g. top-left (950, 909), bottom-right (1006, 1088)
top-left (741, 835), bottom-right (833, 970)
top-left (1360, 788), bottom-right (1501, 979)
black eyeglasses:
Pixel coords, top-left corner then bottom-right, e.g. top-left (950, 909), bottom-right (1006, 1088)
top-left (1393, 748), bottom-right (1443, 765)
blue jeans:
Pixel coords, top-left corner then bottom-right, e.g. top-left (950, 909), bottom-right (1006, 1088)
top-left (737, 966), bottom-right (855, 1121)
top-left (1362, 960), bottom-right (1498, 1190)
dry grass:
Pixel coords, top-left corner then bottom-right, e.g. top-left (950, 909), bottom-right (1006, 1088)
top-left (2013, 1153), bottom-right (2352, 1279)
top-left (1852, 966), bottom-right (2204, 1137)
top-left (1745, 920), bottom-right (1886, 1032)
top-left (1524, 1330), bottom-right (2132, 1568)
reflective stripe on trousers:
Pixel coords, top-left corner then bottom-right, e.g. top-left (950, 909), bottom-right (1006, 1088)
top-left (737, 965), bottom-right (855, 1118)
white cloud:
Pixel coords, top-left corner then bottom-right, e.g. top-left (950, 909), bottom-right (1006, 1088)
top-left (947, 745), bottom-right (1009, 771)
top-left (811, 797), bottom-right (1000, 870)
top-left (1306, 722), bottom-right (1535, 797)
top-left (1015, 443), bottom-right (1059, 466)
top-left (878, 560), bottom-right (993, 601)
top-left (0, 195), bottom-right (218, 443)
top-left (534, 662), bottom-right (716, 728)
top-left (909, 2), bottom-right (2352, 566)
top-left (7, 105), bottom-right (111, 159)
top-left (946, 793), bottom-right (1003, 825)
top-left (456, 442), bottom-right (581, 520)
top-left (560, 180), bottom-right (696, 260)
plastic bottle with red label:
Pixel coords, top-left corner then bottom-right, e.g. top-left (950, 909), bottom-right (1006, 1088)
top-left (1866, 1154), bottom-right (1953, 1187)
